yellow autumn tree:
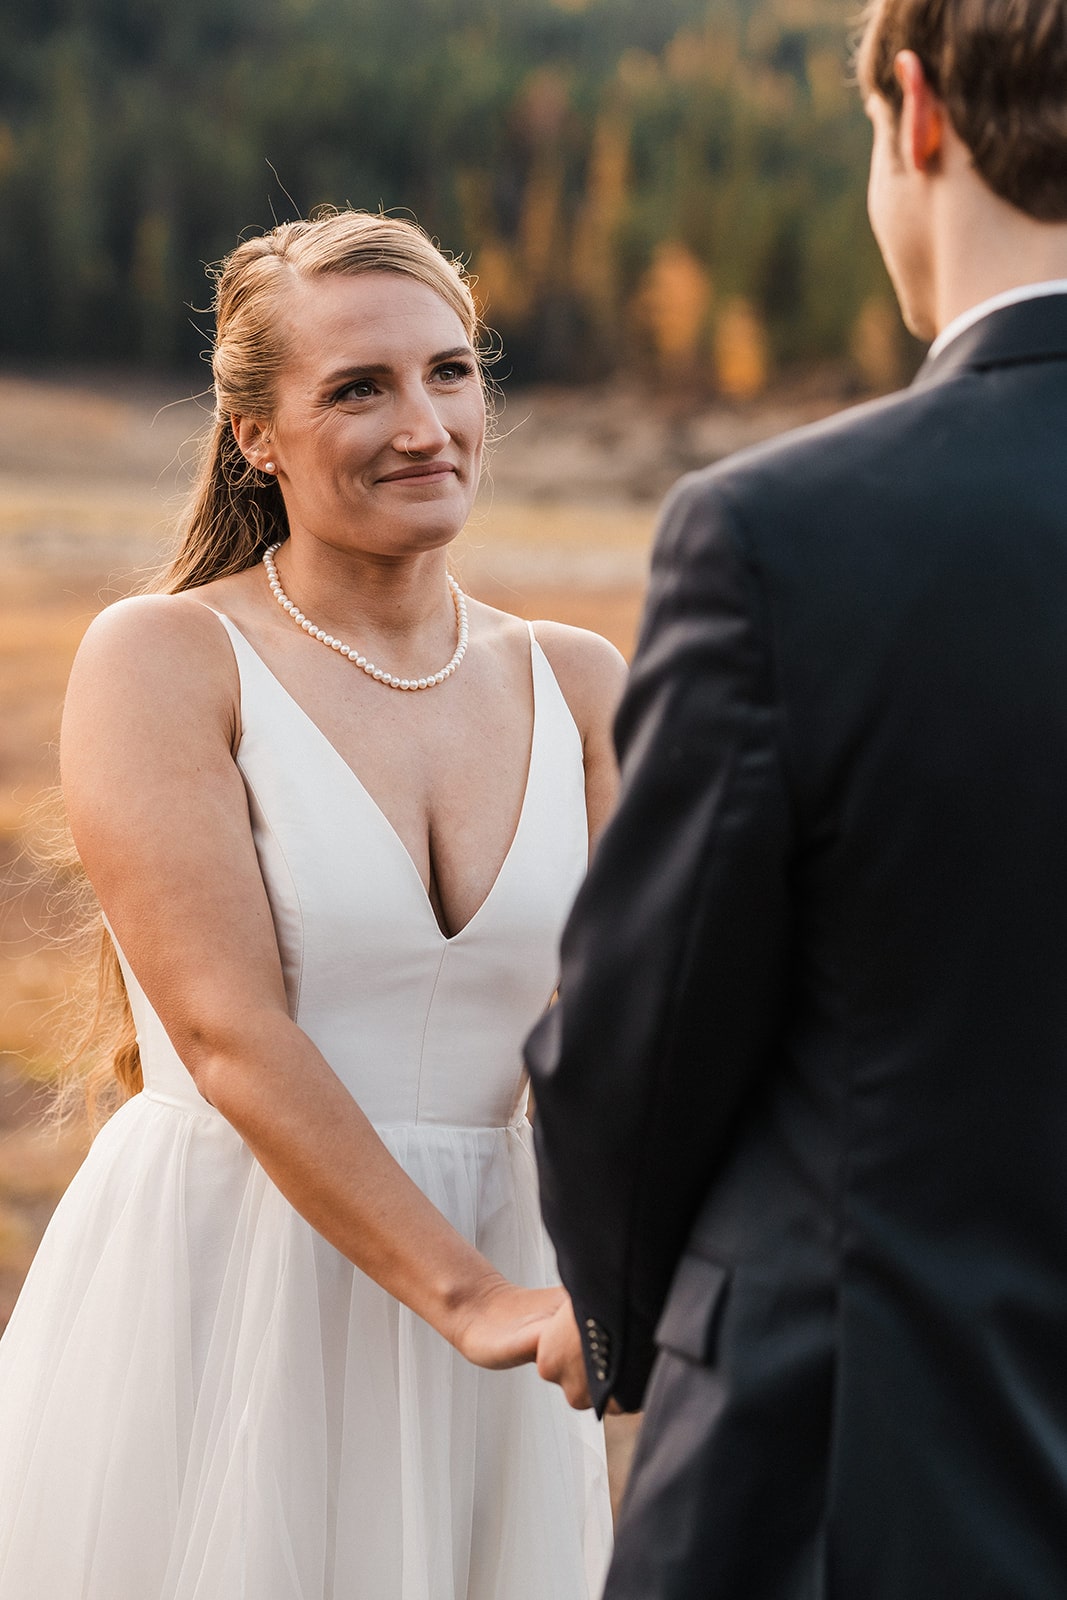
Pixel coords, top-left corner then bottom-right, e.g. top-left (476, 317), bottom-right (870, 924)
top-left (513, 67), bottom-right (570, 296)
top-left (714, 297), bottom-right (770, 398)
top-left (634, 242), bottom-right (714, 379)
top-left (470, 240), bottom-right (530, 327)
top-left (571, 107), bottom-right (631, 329)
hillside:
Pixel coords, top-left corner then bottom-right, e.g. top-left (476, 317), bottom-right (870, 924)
top-left (0, 0), bottom-right (908, 384)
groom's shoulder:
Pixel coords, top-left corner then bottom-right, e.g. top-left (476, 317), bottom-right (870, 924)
top-left (665, 377), bottom-right (953, 544)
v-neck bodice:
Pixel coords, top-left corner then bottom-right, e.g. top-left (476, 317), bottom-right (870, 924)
top-left (219, 612), bottom-right (538, 946)
top-left (123, 611), bottom-right (589, 1130)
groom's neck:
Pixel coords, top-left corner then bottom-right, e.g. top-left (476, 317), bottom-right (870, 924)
top-left (928, 160), bottom-right (1067, 336)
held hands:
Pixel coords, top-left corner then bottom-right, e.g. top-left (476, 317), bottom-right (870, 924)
top-left (446, 1270), bottom-right (568, 1370)
top-left (446, 1273), bottom-right (614, 1414)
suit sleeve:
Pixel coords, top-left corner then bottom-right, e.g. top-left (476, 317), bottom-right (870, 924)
top-left (525, 472), bottom-right (794, 1413)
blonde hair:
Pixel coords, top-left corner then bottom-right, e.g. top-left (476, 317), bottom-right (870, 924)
top-left (62, 210), bottom-right (487, 1125)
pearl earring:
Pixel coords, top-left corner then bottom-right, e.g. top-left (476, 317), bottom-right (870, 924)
top-left (262, 460), bottom-right (276, 474)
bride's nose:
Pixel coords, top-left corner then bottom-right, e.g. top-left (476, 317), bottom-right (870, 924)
top-left (391, 388), bottom-right (451, 457)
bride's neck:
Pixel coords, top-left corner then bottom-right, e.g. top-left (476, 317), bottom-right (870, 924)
top-left (272, 537), bottom-right (456, 644)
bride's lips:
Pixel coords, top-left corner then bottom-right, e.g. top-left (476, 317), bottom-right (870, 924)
top-left (377, 462), bottom-right (459, 484)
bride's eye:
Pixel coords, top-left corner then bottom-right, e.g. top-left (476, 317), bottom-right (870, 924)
top-left (434, 361), bottom-right (474, 383)
top-left (336, 378), bottom-right (378, 402)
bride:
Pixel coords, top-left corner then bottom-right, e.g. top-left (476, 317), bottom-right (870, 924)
top-left (0, 210), bottom-right (621, 1598)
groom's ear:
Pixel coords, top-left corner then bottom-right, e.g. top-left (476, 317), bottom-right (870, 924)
top-left (894, 50), bottom-right (946, 175)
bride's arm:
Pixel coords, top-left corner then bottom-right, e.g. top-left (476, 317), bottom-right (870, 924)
top-left (60, 593), bottom-right (562, 1369)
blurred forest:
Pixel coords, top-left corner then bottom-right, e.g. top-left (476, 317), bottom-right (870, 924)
top-left (0, 0), bottom-right (909, 391)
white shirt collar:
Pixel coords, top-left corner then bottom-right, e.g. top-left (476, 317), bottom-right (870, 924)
top-left (928, 280), bottom-right (1067, 361)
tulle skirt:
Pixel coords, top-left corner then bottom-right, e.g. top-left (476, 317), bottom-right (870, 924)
top-left (0, 1093), bottom-right (611, 1599)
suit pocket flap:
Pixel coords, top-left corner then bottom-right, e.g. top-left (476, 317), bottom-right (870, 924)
top-left (654, 1253), bottom-right (731, 1364)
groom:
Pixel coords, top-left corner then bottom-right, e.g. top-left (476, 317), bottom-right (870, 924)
top-left (526, 0), bottom-right (1067, 1593)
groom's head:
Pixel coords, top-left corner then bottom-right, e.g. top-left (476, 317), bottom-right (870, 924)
top-left (857, 0), bottom-right (1067, 338)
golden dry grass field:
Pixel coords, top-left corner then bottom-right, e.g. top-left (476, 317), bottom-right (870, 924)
top-left (0, 368), bottom-right (842, 1506)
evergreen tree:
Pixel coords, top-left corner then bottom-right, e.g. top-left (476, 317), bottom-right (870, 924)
top-left (0, 0), bottom-right (908, 385)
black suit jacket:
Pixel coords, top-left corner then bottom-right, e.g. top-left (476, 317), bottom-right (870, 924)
top-left (526, 295), bottom-right (1067, 1598)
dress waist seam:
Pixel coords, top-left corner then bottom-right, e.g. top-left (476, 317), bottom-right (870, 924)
top-left (138, 1090), bottom-right (529, 1134)
top-left (376, 1118), bottom-right (530, 1135)
top-left (140, 1087), bottom-right (221, 1120)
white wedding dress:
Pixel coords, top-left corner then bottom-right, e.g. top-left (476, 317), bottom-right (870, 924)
top-left (0, 614), bottom-right (612, 1599)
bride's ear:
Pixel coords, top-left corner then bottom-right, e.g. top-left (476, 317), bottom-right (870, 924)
top-left (231, 414), bottom-right (275, 474)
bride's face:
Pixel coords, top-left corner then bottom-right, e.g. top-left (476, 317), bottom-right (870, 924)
top-left (258, 271), bottom-right (486, 559)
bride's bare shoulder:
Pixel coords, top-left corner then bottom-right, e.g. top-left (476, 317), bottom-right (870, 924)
top-left (67, 591), bottom-right (240, 731)
top-left (528, 619), bottom-right (628, 740)
top-left (73, 590), bottom-right (234, 668)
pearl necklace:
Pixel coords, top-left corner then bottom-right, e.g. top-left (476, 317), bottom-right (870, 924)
top-left (262, 542), bottom-right (469, 690)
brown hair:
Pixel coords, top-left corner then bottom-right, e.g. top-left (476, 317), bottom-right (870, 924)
top-left (857, 0), bottom-right (1067, 221)
top-left (61, 209), bottom-right (488, 1125)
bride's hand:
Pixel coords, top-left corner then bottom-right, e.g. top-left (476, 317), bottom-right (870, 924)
top-left (445, 1273), bottom-right (567, 1370)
